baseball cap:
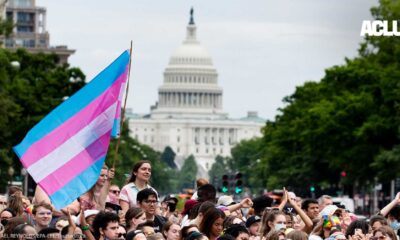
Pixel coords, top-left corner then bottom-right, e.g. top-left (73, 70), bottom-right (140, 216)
top-left (217, 195), bottom-right (235, 206)
top-left (246, 215), bottom-right (261, 228)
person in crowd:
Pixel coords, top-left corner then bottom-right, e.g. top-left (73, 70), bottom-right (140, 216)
top-left (373, 226), bottom-right (397, 240)
top-left (162, 221), bottom-right (181, 240)
top-left (286, 230), bottom-right (308, 240)
top-left (251, 195), bottom-right (273, 217)
top-left (37, 227), bottom-right (62, 240)
top-left (224, 224), bottom-right (250, 240)
top-left (191, 178), bottom-right (209, 200)
top-left (120, 160), bottom-right (157, 212)
top-left (370, 215), bottom-right (389, 231)
top-left (0, 208), bottom-right (16, 226)
top-left (76, 165), bottom-right (114, 211)
top-left (287, 192), bottom-right (301, 208)
top-left (0, 195), bottom-right (7, 212)
top-left (161, 195), bottom-right (179, 223)
top-left (344, 219), bottom-right (370, 239)
top-left (317, 195), bottom-right (333, 212)
top-left (180, 199), bottom-right (199, 227)
top-left (279, 190), bottom-right (313, 233)
top-left (104, 202), bottom-right (122, 215)
top-left (11, 223), bottom-right (37, 240)
top-left (197, 184), bottom-right (217, 203)
top-left (136, 188), bottom-right (166, 232)
top-left (54, 216), bottom-right (69, 231)
top-left (136, 220), bottom-right (156, 237)
top-left (301, 199), bottom-right (319, 220)
top-left (92, 211), bottom-right (120, 240)
top-left (181, 224), bottom-right (200, 240)
top-left (259, 210), bottom-right (287, 238)
top-left (246, 215), bottom-right (261, 240)
top-left (32, 202), bottom-right (53, 232)
top-left (76, 209), bottom-right (99, 234)
top-left (117, 224), bottom-right (127, 240)
top-left (377, 192), bottom-right (400, 233)
top-left (126, 229), bottom-right (147, 240)
top-left (7, 195), bottom-right (24, 217)
top-left (184, 201), bottom-right (214, 227)
top-left (265, 229), bottom-right (285, 240)
top-left (223, 216), bottom-right (244, 229)
top-left (2, 217), bottom-right (26, 240)
top-left (199, 207), bottom-right (225, 240)
top-left (185, 231), bottom-right (209, 240)
top-left (21, 196), bottom-right (31, 210)
top-left (217, 195), bottom-right (246, 221)
top-left (108, 185), bottom-right (121, 205)
top-left (125, 207), bottom-right (147, 234)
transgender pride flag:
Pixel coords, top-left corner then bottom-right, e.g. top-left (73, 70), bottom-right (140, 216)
top-left (13, 50), bottom-right (130, 209)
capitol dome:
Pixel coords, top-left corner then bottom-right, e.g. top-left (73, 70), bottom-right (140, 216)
top-left (169, 44), bottom-right (213, 66)
top-left (167, 12), bottom-right (214, 67)
top-left (151, 8), bottom-right (225, 120)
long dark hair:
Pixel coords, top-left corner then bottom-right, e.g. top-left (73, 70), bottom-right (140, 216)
top-left (127, 160), bottom-right (151, 183)
top-left (199, 207), bottom-right (225, 238)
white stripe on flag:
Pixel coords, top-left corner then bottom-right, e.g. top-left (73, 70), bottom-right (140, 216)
top-left (27, 103), bottom-right (117, 182)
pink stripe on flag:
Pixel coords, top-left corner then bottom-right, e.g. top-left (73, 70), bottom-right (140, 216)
top-left (21, 70), bottom-right (127, 168)
top-left (38, 131), bottom-right (111, 195)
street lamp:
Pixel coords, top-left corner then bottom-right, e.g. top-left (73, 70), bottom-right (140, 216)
top-left (8, 166), bottom-right (14, 186)
top-left (21, 168), bottom-right (28, 196)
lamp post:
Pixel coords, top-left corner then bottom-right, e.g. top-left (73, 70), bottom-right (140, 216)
top-left (8, 166), bottom-right (14, 187)
top-left (21, 168), bottom-right (28, 196)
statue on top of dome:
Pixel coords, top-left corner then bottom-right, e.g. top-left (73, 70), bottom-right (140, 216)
top-left (189, 7), bottom-right (195, 25)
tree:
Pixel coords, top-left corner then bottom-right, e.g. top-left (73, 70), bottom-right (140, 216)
top-left (255, 0), bottom-right (400, 195)
top-left (161, 146), bottom-right (177, 169)
top-left (229, 138), bottom-right (266, 193)
top-left (0, 48), bottom-right (85, 191)
top-left (177, 155), bottom-right (198, 190)
top-left (208, 155), bottom-right (230, 187)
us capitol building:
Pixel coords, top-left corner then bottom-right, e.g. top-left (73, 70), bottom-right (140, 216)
top-left (129, 10), bottom-right (265, 177)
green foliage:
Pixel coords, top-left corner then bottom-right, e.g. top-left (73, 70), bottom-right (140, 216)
top-left (0, 48), bottom-right (85, 191)
top-left (253, 0), bottom-right (400, 194)
top-left (0, 17), bottom-right (13, 42)
top-left (177, 155), bottom-right (198, 190)
top-left (208, 155), bottom-right (230, 186)
top-left (161, 146), bottom-right (177, 169)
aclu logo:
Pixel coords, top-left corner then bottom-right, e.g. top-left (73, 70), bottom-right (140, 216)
top-left (360, 20), bottom-right (400, 36)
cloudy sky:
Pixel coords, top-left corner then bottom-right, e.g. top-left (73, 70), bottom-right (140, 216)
top-left (38, 0), bottom-right (378, 120)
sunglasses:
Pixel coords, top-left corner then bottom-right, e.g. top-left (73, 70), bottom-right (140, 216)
top-left (0, 201), bottom-right (7, 205)
top-left (118, 233), bottom-right (127, 238)
top-left (110, 190), bottom-right (120, 194)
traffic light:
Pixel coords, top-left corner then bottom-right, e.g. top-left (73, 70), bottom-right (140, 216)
top-left (340, 171), bottom-right (347, 177)
top-left (235, 172), bottom-right (243, 194)
top-left (310, 186), bottom-right (315, 192)
top-left (222, 175), bottom-right (229, 193)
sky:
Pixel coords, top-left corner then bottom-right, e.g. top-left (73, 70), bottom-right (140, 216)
top-left (37, 0), bottom-right (379, 120)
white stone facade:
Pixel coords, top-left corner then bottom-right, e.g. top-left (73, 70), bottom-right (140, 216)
top-left (129, 10), bottom-right (264, 178)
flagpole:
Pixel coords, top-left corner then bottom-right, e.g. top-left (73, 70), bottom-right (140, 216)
top-left (112, 41), bottom-right (133, 169)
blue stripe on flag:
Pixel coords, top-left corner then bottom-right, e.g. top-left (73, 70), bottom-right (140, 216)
top-left (111, 118), bottom-right (120, 138)
top-left (49, 156), bottom-right (106, 210)
top-left (14, 51), bottom-right (129, 157)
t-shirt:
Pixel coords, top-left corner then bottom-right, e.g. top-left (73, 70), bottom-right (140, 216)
top-left (119, 182), bottom-right (157, 208)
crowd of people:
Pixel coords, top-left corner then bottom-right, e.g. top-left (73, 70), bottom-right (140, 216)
top-left (1, 160), bottom-right (400, 240)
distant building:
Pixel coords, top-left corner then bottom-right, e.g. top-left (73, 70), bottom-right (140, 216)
top-left (3, 0), bottom-right (74, 64)
top-left (129, 10), bottom-right (265, 178)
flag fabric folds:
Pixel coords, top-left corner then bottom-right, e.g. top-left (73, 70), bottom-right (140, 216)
top-left (13, 50), bottom-right (130, 209)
